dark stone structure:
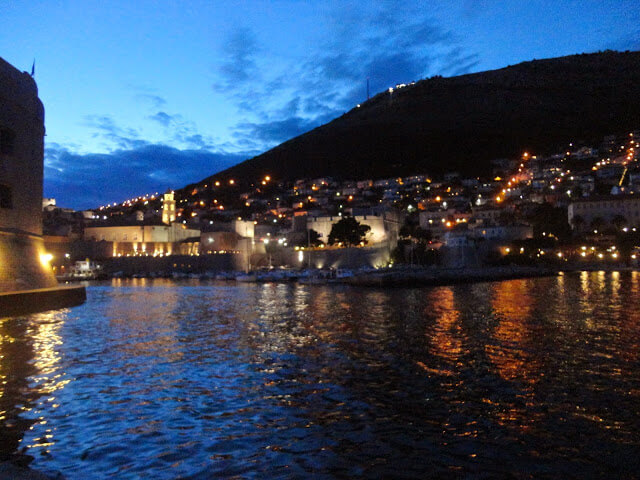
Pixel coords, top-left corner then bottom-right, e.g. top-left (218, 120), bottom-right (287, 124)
top-left (0, 57), bottom-right (84, 317)
top-left (0, 57), bottom-right (58, 292)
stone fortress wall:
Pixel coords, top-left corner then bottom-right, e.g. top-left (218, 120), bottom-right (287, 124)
top-left (0, 57), bottom-right (57, 292)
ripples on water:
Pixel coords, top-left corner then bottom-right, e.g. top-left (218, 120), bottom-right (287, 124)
top-left (0, 273), bottom-right (639, 478)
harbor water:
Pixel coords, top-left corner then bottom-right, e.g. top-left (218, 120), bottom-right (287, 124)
top-left (1, 272), bottom-right (639, 478)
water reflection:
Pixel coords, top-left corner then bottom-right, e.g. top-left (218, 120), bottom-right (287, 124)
top-left (0, 310), bottom-right (67, 463)
top-left (1, 276), bottom-right (638, 479)
top-left (424, 287), bottom-right (463, 372)
top-left (487, 279), bottom-right (537, 384)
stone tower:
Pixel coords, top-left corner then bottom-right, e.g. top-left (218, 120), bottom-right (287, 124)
top-left (162, 191), bottom-right (176, 225)
top-left (0, 57), bottom-right (57, 292)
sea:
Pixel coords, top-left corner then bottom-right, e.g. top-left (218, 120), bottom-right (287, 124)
top-left (1, 272), bottom-right (638, 479)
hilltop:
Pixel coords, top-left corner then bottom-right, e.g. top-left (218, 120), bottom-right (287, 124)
top-left (190, 50), bottom-right (640, 188)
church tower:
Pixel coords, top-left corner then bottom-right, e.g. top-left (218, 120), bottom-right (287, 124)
top-left (162, 191), bottom-right (176, 224)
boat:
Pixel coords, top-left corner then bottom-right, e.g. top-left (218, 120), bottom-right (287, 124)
top-left (58, 260), bottom-right (105, 281)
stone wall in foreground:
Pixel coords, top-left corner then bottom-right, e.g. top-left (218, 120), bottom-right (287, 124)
top-left (0, 231), bottom-right (57, 292)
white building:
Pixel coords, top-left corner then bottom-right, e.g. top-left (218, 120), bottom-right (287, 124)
top-left (568, 195), bottom-right (640, 229)
top-left (84, 223), bottom-right (200, 256)
top-left (472, 224), bottom-right (533, 242)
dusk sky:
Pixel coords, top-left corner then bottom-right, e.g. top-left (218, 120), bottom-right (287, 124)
top-left (2, 0), bottom-right (639, 209)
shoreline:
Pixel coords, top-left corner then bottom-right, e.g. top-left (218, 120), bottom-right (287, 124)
top-left (59, 264), bottom-right (640, 288)
top-left (343, 265), bottom-right (558, 287)
top-left (345, 264), bottom-right (639, 287)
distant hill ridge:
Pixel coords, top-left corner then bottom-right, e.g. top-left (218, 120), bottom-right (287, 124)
top-left (198, 50), bottom-right (640, 187)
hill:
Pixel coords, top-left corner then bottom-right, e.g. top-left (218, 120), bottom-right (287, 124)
top-left (201, 50), bottom-right (640, 186)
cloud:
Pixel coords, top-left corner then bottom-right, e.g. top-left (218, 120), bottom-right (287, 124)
top-left (438, 47), bottom-right (481, 76)
top-left (216, 4), bottom-right (480, 152)
top-left (44, 143), bottom-right (248, 209)
top-left (134, 93), bottom-right (167, 109)
top-left (84, 111), bottom-right (219, 153)
top-left (83, 114), bottom-right (147, 151)
top-left (146, 111), bottom-right (218, 149)
top-left (233, 115), bottom-right (330, 146)
top-left (215, 27), bottom-right (261, 90)
top-left (148, 111), bottom-right (176, 127)
top-left (48, 4), bottom-right (483, 209)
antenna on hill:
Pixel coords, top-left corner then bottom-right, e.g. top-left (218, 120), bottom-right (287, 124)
top-left (30, 59), bottom-right (35, 77)
top-left (366, 77), bottom-right (370, 100)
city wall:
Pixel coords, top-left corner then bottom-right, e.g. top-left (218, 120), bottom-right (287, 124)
top-left (101, 254), bottom-right (245, 275)
top-left (0, 231), bottom-right (57, 291)
top-left (0, 57), bottom-right (57, 292)
top-left (98, 243), bottom-right (392, 276)
top-left (281, 243), bottom-right (392, 270)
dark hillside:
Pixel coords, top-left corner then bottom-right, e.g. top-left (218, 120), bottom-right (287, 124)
top-left (202, 50), bottom-right (640, 185)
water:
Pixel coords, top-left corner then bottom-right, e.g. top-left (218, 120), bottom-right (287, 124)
top-left (1, 273), bottom-right (639, 478)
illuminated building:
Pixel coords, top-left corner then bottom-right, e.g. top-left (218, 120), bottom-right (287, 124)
top-left (84, 223), bottom-right (200, 257)
top-left (162, 191), bottom-right (176, 224)
top-left (568, 195), bottom-right (640, 230)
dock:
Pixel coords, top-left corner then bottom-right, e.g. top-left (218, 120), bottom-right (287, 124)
top-left (0, 285), bottom-right (86, 318)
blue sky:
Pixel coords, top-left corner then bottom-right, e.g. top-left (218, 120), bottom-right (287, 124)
top-left (1, 0), bottom-right (639, 209)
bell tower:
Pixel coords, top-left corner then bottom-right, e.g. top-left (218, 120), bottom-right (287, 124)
top-left (162, 191), bottom-right (176, 224)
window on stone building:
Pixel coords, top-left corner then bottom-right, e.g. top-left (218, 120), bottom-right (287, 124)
top-left (0, 185), bottom-right (12, 208)
top-left (0, 128), bottom-right (16, 155)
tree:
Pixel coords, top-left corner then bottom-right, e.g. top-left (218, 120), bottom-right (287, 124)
top-left (612, 215), bottom-right (628, 231)
top-left (526, 203), bottom-right (572, 241)
top-left (292, 229), bottom-right (323, 248)
top-left (328, 216), bottom-right (371, 247)
top-left (590, 216), bottom-right (605, 232)
top-left (399, 221), bottom-right (432, 243)
top-left (617, 230), bottom-right (640, 265)
top-left (307, 229), bottom-right (323, 247)
top-left (399, 217), bottom-right (434, 265)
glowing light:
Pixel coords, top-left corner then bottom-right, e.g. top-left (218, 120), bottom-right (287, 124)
top-left (40, 253), bottom-right (53, 267)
